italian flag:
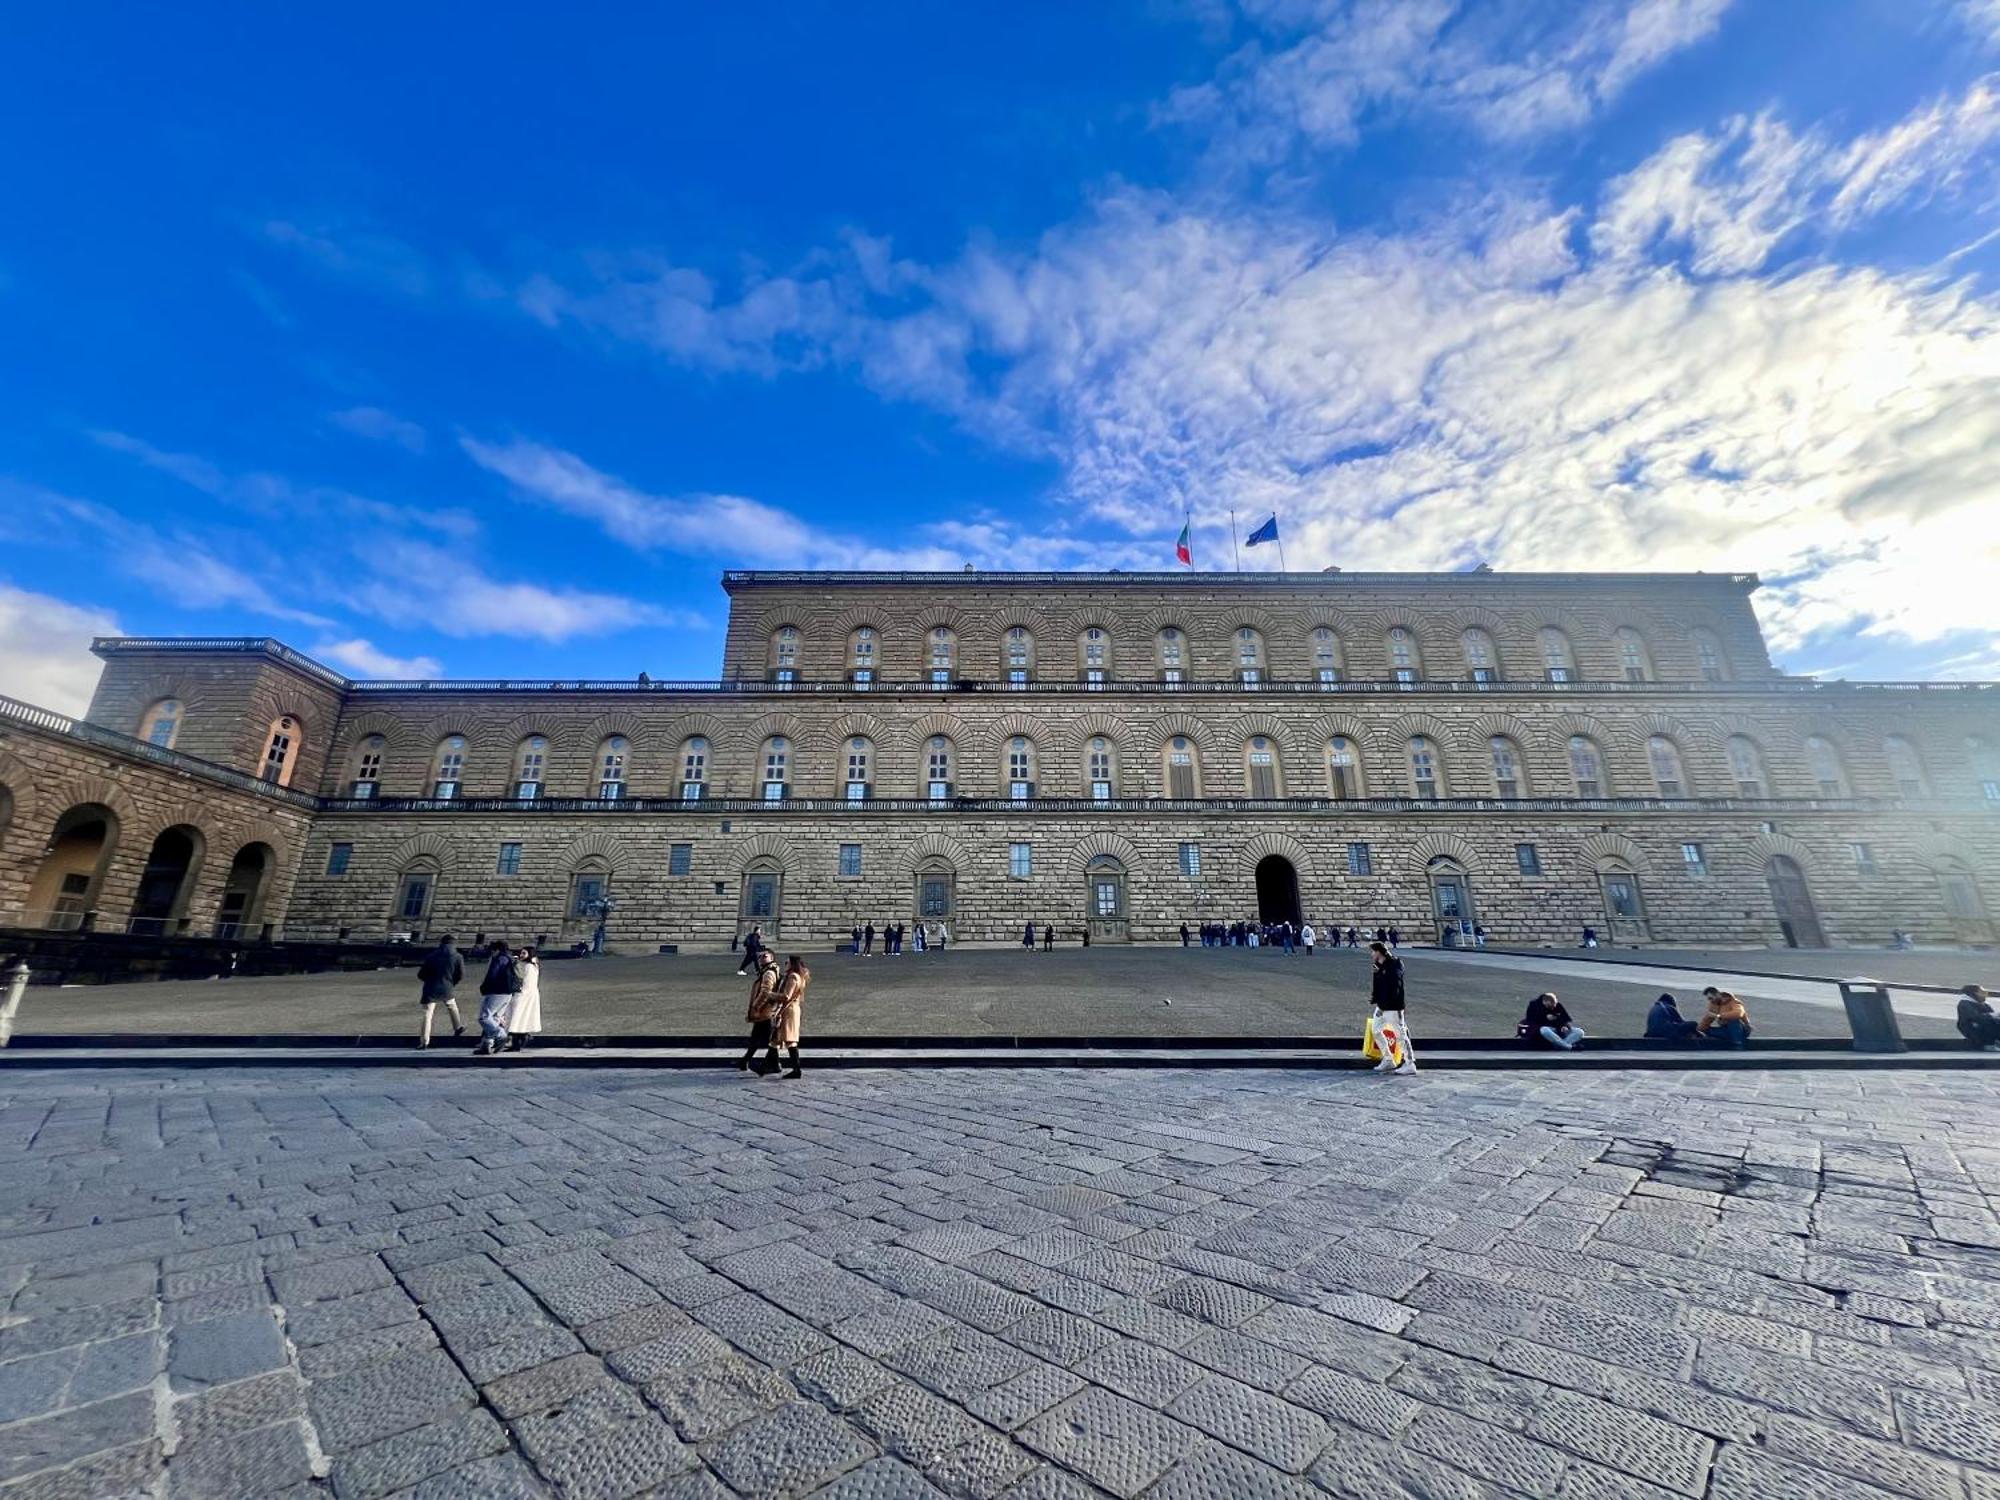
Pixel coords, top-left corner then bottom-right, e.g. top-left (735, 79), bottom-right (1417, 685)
top-left (1175, 519), bottom-right (1192, 566)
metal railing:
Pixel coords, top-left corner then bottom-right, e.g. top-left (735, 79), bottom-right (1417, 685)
top-left (343, 674), bottom-right (1994, 696)
top-left (90, 636), bottom-right (350, 689)
top-left (0, 694), bottom-right (321, 810)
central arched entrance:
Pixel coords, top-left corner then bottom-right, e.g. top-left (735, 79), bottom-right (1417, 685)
top-left (26, 804), bottom-right (120, 931)
top-left (130, 826), bottom-right (204, 935)
top-left (1764, 855), bottom-right (1825, 948)
top-left (914, 861), bottom-right (955, 945)
top-left (1254, 856), bottom-right (1302, 928)
top-left (1085, 855), bottom-right (1129, 943)
top-left (215, 842), bottom-right (275, 940)
top-left (1426, 856), bottom-right (1476, 944)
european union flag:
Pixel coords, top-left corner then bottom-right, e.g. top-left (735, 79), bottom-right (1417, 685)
top-left (1244, 514), bottom-right (1279, 547)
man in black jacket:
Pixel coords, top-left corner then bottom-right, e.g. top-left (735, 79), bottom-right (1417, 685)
top-left (474, 938), bottom-right (520, 1056)
top-left (415, 935), bottom-right (466, 1049)
top-left (1369, 941), bottom-right (1415, 1075)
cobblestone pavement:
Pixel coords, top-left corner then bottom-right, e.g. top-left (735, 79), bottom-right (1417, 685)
top-left (17, 945), bottom-right (1962, 1040)
top-left (3, 1065), bottom-right (1999, 1499)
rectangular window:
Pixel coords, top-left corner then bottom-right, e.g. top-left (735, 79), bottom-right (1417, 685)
top-left (1178, 842), bottom-right (1201, 878)
top-left (1009, 780), bottom-right (1033, 801)
top-left (1162, 668), bottom-right (1184, 687)
top-left (1515, 843), bottom-right (1542, 876)
top-left (772, 667), bottom-right (796, 688)
top-left (496, 842), bottom-right (522, 876)
top-left (326, 842), bottom-right (352, 877)
top-left (1546, 666), bottom-right (1571, 683)
top-left (1008, 669), bottom-right (1028, 688)
top-left (838, 843), bottom-right (862, 877)
top-left (1009, 843), bottom-right (1032, 879)
top-left (570, 875), bottom-right (606, 918)
top-left (1851, 842), bottom-right (1879, 877)
top-left (1470, 667), bottom-right (1495, 685)
top-left (1983, 779), bottom-right (2000, 805)
top-left (516, 778), bottom-right (542, 801)
top-left (1084, 668), bottom-right (1105, 690)
top-left (1347, 842), bottom-right (1373, 876)
top-left (1680, 842), bottom-right (1708, 877)
top-left (669, 843), bottom-right (692, 876)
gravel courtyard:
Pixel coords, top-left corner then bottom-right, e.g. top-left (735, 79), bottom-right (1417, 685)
top-left (11, 944), bottom-right (1979, 1040)
top-left (2, 1063), bottom-right (1998, 1498)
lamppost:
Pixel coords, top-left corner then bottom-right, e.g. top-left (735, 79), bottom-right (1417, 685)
top-left (583, 894), bottom-right (618, 956)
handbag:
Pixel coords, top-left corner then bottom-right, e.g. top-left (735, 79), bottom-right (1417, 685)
top-left (1362, 1015), bottom-right (1383, 1062)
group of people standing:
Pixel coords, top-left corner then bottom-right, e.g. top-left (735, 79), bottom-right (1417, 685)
top-left (852, 922), bottom-right (933, 955)
top-left (415, 934), bottom-right (542, 1055)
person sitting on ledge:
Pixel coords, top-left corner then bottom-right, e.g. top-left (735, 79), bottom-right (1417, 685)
top-left (1956, 984), bottom-right (2000, 1051)
top-left (1520, 992), bottom-right (1585, 1049)
top-left (1645, 992), bottom-right (1702, 1044)
top-left (1698, 988), bottom-right (1752, 1047)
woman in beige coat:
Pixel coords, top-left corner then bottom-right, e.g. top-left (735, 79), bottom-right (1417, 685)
top-left (764, 955), bottom-right (810, 1079)
top-left (738, 951), bottom-right (782, 1073)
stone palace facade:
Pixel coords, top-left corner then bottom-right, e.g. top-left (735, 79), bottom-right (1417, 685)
top-left (2, 569), bottom-right (1997, 952)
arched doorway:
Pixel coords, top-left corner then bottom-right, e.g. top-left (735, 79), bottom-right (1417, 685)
top-left (215, 842), bottom-right (274, 940)
top-left (129, 826), bottom-right (204, 935)
top-left (1764, 855), bottom-right (1825, 948)
top-left (740, 862), bottom-right (783, 944)
top-left (1935, 860), bottom-right (1996, 944)
top-left (1254, 856), bottom-right (1302, 928)
top-left (1426, 856), bottom-right (1476, 944)
top-left (392, 863), bottom-right (439, 937)
top-left (1085, 855), bottom-right (1128, 943)
top-left (1597, 863), bottom-right (1651, 944)
top-left (25, 804), bottom-right (120, 931)
top-left (914, 861), bottom-right (955, 945)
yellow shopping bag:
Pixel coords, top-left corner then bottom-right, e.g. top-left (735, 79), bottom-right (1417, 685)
top-left (1361, 1017), bottom-right (1382, 1062)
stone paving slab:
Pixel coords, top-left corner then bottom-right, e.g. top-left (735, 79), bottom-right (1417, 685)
top-left (1, 1063), bottom-right (2000, 1498)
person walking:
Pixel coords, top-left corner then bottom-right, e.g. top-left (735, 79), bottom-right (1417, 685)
top-left (1300, 921), bottom-right (1315, 956)
top-left (762, 954), bottom-right (810, 1079)
top-left (415, 933), bottom-right (466, 1049)
top-left (1022, 921), bottom-right (1035, 951)
top-left (1042, 923), bottom-right (1055, 952)
top-left (473, 938), bottom-right (521, 1057)
top-left (504, 946), bottom-right (542, 1051)
top-left (740, 950), bottom-right (782, 1072)
top-left (1520, 992), bottom-right (1585, 1049)
top-left (1369, 941), bottom-right (1415, 1075)
top-left (850, 923), bottom-right (862, 955)
top-left (863, 923), bottom-right (876, 956)
top-left (738, 924), bottom-right (765, 975)
top-left (1180, 923), bottom-right (1191, 948)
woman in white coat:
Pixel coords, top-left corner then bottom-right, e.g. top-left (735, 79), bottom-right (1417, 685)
top-left (506, 947), bottom-right (542, 1051)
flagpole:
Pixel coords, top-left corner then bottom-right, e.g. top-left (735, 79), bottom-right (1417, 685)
top-left (1276, 512), bottom-right (1288, 573)
top-left (1229, 510), bottom-right (1241, 573)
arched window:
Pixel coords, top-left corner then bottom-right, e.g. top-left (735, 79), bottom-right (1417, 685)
top-left (848, 627), bottom-right (878, 688)
top-left (924, 736), bottom-right (954, 801)
top-left (1647, 735), bottom-right (1687, 797)
top-left (1615, 628), bottom-right (1654, 682)
top-left (596, 736), bottom-right (630, 800)
top-left (1078, 627), bottom-right (1110, 689)
top-left (1407, 736), bottom-right (1441, 800)
top-left (1004, 627), bottom-right (1034, 688)
top-left (1006, 736), bottom-right (1037, 799)
top-left (1236, 628), bottom-right (1266, 687)
top-left (513, 736), bottom-right (548, 800)
top-left (1165, 736), bottom-right (1200, 799)
top-left (768, 625), bottom-right (801, 687)
top-left (1157, 627), bottom-right (1187, 685)
top-left (1692, 629), bottom-right (1727, 682)
top-left (1087, 737), bottom-right (1116, 801)
top-left (1461, 629), bottom-right (1499, 684)
top-left (1310, 627), bottom-right (1342, 687)
top-left (679, 737), bottom-right (708, 802)
top-left (1805, 736), bottom-right (1849, 798)
top-left (261, 715), bottom-right (301, 787)
top-left (760, 736), bottom-right (789, 800)
top-left (1327, 736), bottom-right (1361, 799)
top-left (1568, 735), bottom-right (1607, 797)
top-left (348, 735), bottom-right (385, 799)
top-left (1489, 736), bottom-right (1525, 799)
top-left (1387, 627), bottom-right (1421, 684)
top-left (1884, 735), bottom-right (1929, 797)
top-left (926, 627), bottom-right (956, 688)
top-left (1245, 736), bottom-right (1280, 797)
top-left (431, 735), bottom-right (467, 800)
top-left (1970, 737), bottom-right (2000, 805)
top-left (1539, 628), bottom-right (1577, 683)
top-left (1726, 735), bottom-right (1767, 797)
top-left (139, 699), bottom-right (182, 748)
top-left (843, 736), bottom-right (873, 801)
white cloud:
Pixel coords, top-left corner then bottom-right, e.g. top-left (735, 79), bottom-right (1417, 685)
top-left (311, 637), bottom-right (444, 679)
top-left (1595, 75), bottom-right (2000, 273)
top-left (262, 219), bottom-right (431, 296)
top-left (347, 542), bottom-right (707, 643)
top-left (0, 583), bottom-right (119, 716)
top-left (328, 406), bottom-right (427, 452)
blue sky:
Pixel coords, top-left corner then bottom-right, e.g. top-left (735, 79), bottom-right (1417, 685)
top-left (2, 1), bottom-right (1997, 709)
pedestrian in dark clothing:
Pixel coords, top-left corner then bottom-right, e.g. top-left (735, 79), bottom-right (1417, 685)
top-left (1520, 992), bottom-right (1584, 1049)
top-left (1956, 984), bottom-right (2000, 1049)
top-left (850, 924), bottom-right (862, 955)
top-left (1022, 921), bottom-right (1035, 950)
top-left (863, 923), bottom-right (875, 956)
top-left (1645, 993), bottom-right (1702, 1043)
top-left (1387, 927), bottom-right (1400, 947)
top-left (740, 951), bottom-right (781, 1072)
top-left (415, 934), bottom-right (466, 1049)
top-left (1369, 942), bottom-right (1414, 1074)
top-left (474, 939), bottom-right (521, 1056)
top-left (1042, 924), bottom-right (1054, 952)
top-left (1180, 923), bottom-right (1191, 947)
top-left (1346, 927), bottom-right (1360, 948)
top-left (738, 924), bottom-right (765, 974)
